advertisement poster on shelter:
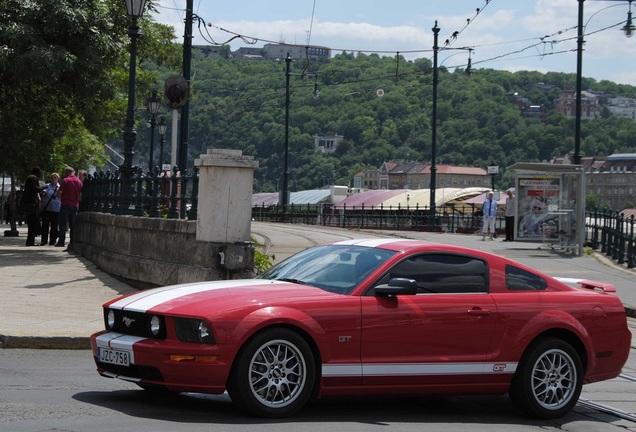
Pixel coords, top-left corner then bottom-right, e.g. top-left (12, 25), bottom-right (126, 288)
top-left (516, 176), bottom-right (561, 240)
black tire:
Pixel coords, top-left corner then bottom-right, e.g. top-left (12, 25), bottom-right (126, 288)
top-left (509, 338), bottom-right (583, 419)
top-left (227, 328), bottom-right (316, 418)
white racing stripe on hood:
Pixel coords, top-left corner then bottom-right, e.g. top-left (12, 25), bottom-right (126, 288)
top-left (334, 238), bottom-right (417, 247)
top-left (110, 279), bottom-right (273, 312)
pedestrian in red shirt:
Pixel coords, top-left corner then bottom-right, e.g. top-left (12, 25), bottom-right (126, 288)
top-left (55, 166), bottom-right (83, 248)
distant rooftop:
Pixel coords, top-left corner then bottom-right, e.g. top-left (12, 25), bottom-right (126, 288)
top-left (607, 153), bottom-right (636, 161)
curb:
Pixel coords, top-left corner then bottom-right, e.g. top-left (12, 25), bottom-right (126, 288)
top-left (0, 335), bottom-right (91, 350)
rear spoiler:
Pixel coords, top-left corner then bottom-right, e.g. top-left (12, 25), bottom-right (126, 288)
top-left (555, 277), bottom-right (617, 293)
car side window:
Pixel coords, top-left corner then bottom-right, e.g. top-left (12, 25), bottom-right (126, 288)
top-left (505, 265), bottom-right (547, 291)
top-left (383, 253), bottom-right (488, 294)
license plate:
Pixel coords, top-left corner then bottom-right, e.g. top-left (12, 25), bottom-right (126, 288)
top-left (99, 347), bottom-right (131, 366)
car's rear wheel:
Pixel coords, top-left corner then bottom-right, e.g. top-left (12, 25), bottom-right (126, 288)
top-left (227, 328), bottom-right (315, 418)
top-left (509, 338), bottom-right (583, 419)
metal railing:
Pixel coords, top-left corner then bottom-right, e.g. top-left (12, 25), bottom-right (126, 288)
top-left (252, 203), bottom-right (636, 269)
top-left (585, 209), bottom-right (636, 269)
top-left (83, 167), bottom-right (198, 219)
top-left (251, 203), bottom-right (498, 234)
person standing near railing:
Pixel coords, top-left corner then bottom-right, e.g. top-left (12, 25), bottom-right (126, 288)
top-left (504, 188), bottom-right (516, 242)
top-left (482, 191), bottom-right (498, 241)
top-left (21, 166), bottom-right (43, 246)
top-left (39, 172), bottom-right (61, 246)
top-left (55, 166), bottom-right (83, 249)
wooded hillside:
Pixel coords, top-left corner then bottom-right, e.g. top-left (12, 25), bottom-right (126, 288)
top-left (139, 50), bottom-right (636, 192)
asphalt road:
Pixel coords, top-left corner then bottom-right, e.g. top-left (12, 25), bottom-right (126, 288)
top-left (0, 349), bottom-right (633, 432)
top-left (1, 222), bottom-right (633, 431)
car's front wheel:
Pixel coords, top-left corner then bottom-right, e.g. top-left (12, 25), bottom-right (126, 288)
top-left (509, 338), bottom-right (583, 419)
top-left (227, 328), bottom-right (315, 417)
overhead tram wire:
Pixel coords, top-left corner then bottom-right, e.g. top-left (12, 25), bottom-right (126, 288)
top-left (154, 0), bottom-right (575, 70)
top-left (156, 0), bottom-right (626, 97)
top-left (161, 0), bottom-right (494, 67)
top-left (440, 0), bottom-right (495, 51)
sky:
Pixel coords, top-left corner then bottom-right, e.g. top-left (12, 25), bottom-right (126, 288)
top-left (152, 0), bottom-right (636, 85)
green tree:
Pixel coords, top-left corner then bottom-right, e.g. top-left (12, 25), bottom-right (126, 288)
top-left (132, 47), bottom-right (636, 194)
top-left (0, 0), bottom-right (121, 177)
top-left (0, 0), bottom-right (179, 177)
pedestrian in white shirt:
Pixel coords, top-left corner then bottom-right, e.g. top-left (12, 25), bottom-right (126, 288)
top-left (482, 191), bottom-right (498, 241)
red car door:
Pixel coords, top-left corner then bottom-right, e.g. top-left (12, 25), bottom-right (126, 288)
top-left (359, 253), bottom-right (501, 388)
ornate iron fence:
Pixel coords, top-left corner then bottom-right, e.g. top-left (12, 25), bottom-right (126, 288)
top-left (251, 203), bottom-right (496, 234)
top-left (83, 167), bottom-right (198, 219)
top-left (585, 209), bottom-right (636, 269)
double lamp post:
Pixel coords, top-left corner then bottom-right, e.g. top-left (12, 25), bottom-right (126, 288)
top-left (119, 0), bottom-right (147, 214)
top-left (121, 0), bottom-right (170, 214)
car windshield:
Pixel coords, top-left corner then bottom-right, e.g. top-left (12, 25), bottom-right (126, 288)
top-left (257, 245), bottom-right (396, 294)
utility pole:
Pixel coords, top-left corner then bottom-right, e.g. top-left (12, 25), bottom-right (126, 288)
top-left (179, 0), bottom-right (194, 218)
top-left (429, 21), bottom-right (440, 232)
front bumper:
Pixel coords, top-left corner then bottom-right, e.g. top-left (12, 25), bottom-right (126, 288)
top-left (90, 330), bottom-right (231, 394)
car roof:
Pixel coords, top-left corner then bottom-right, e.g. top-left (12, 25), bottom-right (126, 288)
top-left (332, 238), bottom-right (566, 291)
top-left (331, 238), bottom-right (491, 257)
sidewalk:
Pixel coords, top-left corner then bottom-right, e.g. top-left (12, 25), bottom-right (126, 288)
top-left (1, 222), bottom-right (634, 349)
top-left (0, 223), bottom-right (137, 348)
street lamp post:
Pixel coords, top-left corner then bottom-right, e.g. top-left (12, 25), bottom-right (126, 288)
top-left (147, 90), bottom-right (161, 173)
top-left (429, 21), bottom-right (440, 232)
top-left (281, 53), bottom-right (292, 221)
top-left (575, 0), bottom-right (635, 165)
top-left (574, 0), bottom-right (585, 166)
top-left (119, 0), bottom-right (147, 214)
top-left (158, 116), bottom-right (167, 171)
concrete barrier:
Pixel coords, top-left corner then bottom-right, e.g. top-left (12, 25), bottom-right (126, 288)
top-left (71, 212), bottom-right (254, 288)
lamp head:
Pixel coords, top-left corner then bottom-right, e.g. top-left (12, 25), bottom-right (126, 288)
top-left (464, 48), bottom-right (474, 76)
top-left (125, 0), bottom-right (147, 18)
top-left (624, 3), bottom-right (636, 38)
top-left (312, 76), bottom-right (320, 99)
top-left (158, 116), bottom-right (167, 135)
top-left (623, 15), bottom-right (635, 37)
top-left (147, 90), bottom-right (161, 115)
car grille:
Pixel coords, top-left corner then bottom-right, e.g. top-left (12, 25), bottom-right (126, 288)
top-left (105, 309), bottom-right (166, 339)
top-left (95, 358), bottom-right (164, 382)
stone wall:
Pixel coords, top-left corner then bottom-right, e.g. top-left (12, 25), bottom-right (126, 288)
top-left (70, 212), bottom-right (255, 288)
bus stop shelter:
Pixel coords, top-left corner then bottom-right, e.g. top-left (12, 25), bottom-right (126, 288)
top-left (508, 163), bottom-right (585, 256)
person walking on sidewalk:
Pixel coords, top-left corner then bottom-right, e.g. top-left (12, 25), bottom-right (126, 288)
top-left (39, 172), bottom-right (61, 246)
top-left (55, 167), bottom-right (83, 248)
top-left (482, 191), bottom-right (498, 241)
top-left (504, 188), bottom-right (516, 242)
top-left (21, 166), bottom-right (43, 246)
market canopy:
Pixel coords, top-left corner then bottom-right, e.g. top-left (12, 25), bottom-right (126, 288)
top-left (253, 187), bottom-right (492, 209)
top-left (333, 187), bottom-right (491, 209)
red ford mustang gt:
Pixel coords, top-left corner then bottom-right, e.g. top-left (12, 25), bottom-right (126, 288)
top-left (90, 239), bottom-right (631, 418)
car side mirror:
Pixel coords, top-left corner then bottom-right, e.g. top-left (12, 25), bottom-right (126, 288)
top-left (374, 278), bottom-right (418, 296)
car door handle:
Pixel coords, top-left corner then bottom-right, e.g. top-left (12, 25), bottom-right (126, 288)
top-left (467, 307), bottom-right (491, 316)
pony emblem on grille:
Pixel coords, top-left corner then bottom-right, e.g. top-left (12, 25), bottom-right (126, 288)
top-left (122, 316), bottom-right (136, 327)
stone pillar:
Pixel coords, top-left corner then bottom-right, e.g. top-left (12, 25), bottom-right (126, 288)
top-left (194, 149), bottom-right (259, 243)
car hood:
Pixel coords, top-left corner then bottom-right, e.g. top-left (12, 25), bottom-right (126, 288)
top-left (105, 279), bottom-right (339, 316)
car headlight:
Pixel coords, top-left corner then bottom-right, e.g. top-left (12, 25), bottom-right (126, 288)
top-left (149, 315), bottom-right (162, 337)
top-left (174, 318), bottom-right (216, 344)
top-left (198, 321), bottom-right (211, 342)
top-left (105, 309), bottom-right (115, 330)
